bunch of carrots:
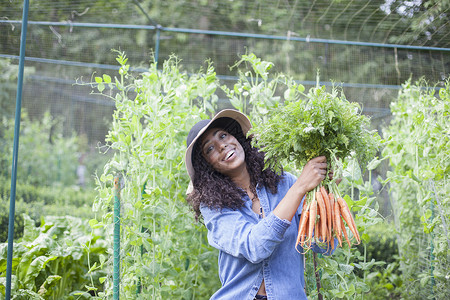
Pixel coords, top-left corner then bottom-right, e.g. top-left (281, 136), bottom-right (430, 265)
top-left (296, 183), bottom-right (360, 253)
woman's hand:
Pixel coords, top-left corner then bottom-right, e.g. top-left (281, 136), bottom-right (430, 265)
top-left (295, 156), bottom-right (328, 195)
top-left (273, 156), bottom-right (328, 221)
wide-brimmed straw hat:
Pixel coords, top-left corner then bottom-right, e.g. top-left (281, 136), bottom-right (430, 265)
top-left (185, 109), bottom-right (252, 182)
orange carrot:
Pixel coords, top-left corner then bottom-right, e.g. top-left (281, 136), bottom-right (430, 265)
top-left (337, 197), bottom-right (361, 244)
top-left (300, 217), bottom-right (309, 247)
top-left (296, 202), bottom-right (310, 247)
top-left (315, 214), bottom-right (320, 241)
top-left (315, 191), bottom-right (328, 243)
top-left (333, 198), bottom-right (342, 247)
top-left (340, 214), bottom-right (351, 247)
top-left (330, 232), bottom-right (335, 251)
top-left (327, 192), bottom-right (336, 252)
top-left (320, 186), bottom-right (332, 240)
top-left (329, 192), bottom-right (336, 228)
top-left (308, 199), bottom-right (317, 248)
top-left (328, 193), bottom-right (335, 237)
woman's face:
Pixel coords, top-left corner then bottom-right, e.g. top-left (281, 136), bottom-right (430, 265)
top-left (199, 127), bottom-right (246, 178)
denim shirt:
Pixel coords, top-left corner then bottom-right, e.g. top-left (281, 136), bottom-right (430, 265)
top-left (200, 172), bottom-right (335, 300)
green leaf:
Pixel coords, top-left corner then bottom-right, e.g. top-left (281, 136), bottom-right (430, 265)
top-left (347, 283), bottom-right (356, 295)
top-left (99, 254), bottom-right (107, 266)
top-left (343, 194), bottom-right (354, 207)
top-left (339, 263), bottom-right (354, 274)
top-left (71, 291), bottom-right (91, 296)
top-left (419, 275), bottom-right (430, 287)
top-left (89, 219), bottom-right (99, 228)
top-left (22, 214), bottom-right (39, 242)
top-left (229, 96), bottom-right (243, 111)
top-left (103, 74), bottom-right (112, 83)
top-left (95, 76), bottom-right (103, 83)
top-left (97, 82), bottom-right (105, 92)
top-left (88, 262), bottom-right (98, 274)
top-left (367, 157), bottom-right (382, 170)
top-left (11, 289), bottom-right (45, 299)
top-left (38, 275), bottom-right (61, 297)
top-left (283, 88), bottom-right (291, 100)
top-left (23, 256), bottom-right (57, 290)
top-left (353, 196), bottom-right (368, 209)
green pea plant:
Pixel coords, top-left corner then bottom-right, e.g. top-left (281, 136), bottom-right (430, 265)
top-left (225, 53), bottom-right (391, 299)
top-left (382, 79), bottom-right (449, 299)
top-left (89, 51), bottom-right (221, 299)
top-left (221, 52), bottom-right (304, 125)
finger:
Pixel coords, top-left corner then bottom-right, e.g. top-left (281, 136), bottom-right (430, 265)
top-left (310, 156), bottom-right (326, 163)
top-left (317, 162), bottom-right (328, 169)
top-left (318, 169), bottom-right (327, 176)
top-left (318, 173), bottom-right (326, 182)
top-left (312, 164), bottom-right (328, 174)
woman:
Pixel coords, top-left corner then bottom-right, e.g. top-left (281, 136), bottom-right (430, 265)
top-left (185, 109), bottom-right (335, 300)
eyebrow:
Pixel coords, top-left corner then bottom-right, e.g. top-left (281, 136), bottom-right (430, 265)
top-left (201, 129), bottom-right (221, 150)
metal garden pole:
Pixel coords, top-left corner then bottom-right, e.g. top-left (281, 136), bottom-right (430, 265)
top-left (136, 181), bottom-right (147, 295)
top-left (5, 0), bottom-right (29, 299)
top-left (113, 176), bottom-right (121, 300)
top-left (131, 0), bottom-right (160, 67)
top-left (154, 25), bottom-right (161, 67)
top-left (429, 184), bottom-right (436, 300)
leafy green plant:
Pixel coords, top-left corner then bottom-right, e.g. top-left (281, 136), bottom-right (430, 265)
top-left (250, 82), bottom-right (381, 174)
top-left (358, 222), bottom-right (402, 299)
top-left (251, 82), bottom-right (382, 255)
top-left (221, 53), bottom-right (282, 117)
top-left (0, 214), bottom-right (107, 299)
top-left (382, 79), bottom-right (450, 299)
top-left (91, 52), bottom-right (221, 299)
top-left (0, 177), bottom-right (96, 242)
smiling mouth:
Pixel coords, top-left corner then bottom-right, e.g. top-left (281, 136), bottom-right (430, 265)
top-left (224, 150), bottom-right (235, 161)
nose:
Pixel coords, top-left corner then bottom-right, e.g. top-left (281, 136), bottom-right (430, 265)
top-left (218, 141), bottom-right (228, 152)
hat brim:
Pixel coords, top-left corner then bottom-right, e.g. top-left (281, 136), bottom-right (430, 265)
top-left (185, 109), bottom-right (252, 183)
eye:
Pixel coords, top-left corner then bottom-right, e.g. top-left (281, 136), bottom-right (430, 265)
top-left (205, 145), bottom-right (214, 154)
top-left (220, 132), bottom-right (227, 139)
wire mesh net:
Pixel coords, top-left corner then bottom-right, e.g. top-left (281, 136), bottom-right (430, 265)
top-left (1, 1), bottom-right (449, 206)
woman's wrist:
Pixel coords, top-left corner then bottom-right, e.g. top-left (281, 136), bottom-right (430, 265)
top-left (293, 180), bottom-right (308, 199)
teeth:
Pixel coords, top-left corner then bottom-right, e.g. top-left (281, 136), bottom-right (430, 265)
top-left (225, 150), bottom-right (235, 160)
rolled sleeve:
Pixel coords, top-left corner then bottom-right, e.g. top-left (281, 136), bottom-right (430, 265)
top-left (265, 212), bottom-right (291, 236)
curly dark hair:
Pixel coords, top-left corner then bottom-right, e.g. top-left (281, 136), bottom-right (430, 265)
top-left (186, 118), bottom-right (282, 221)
